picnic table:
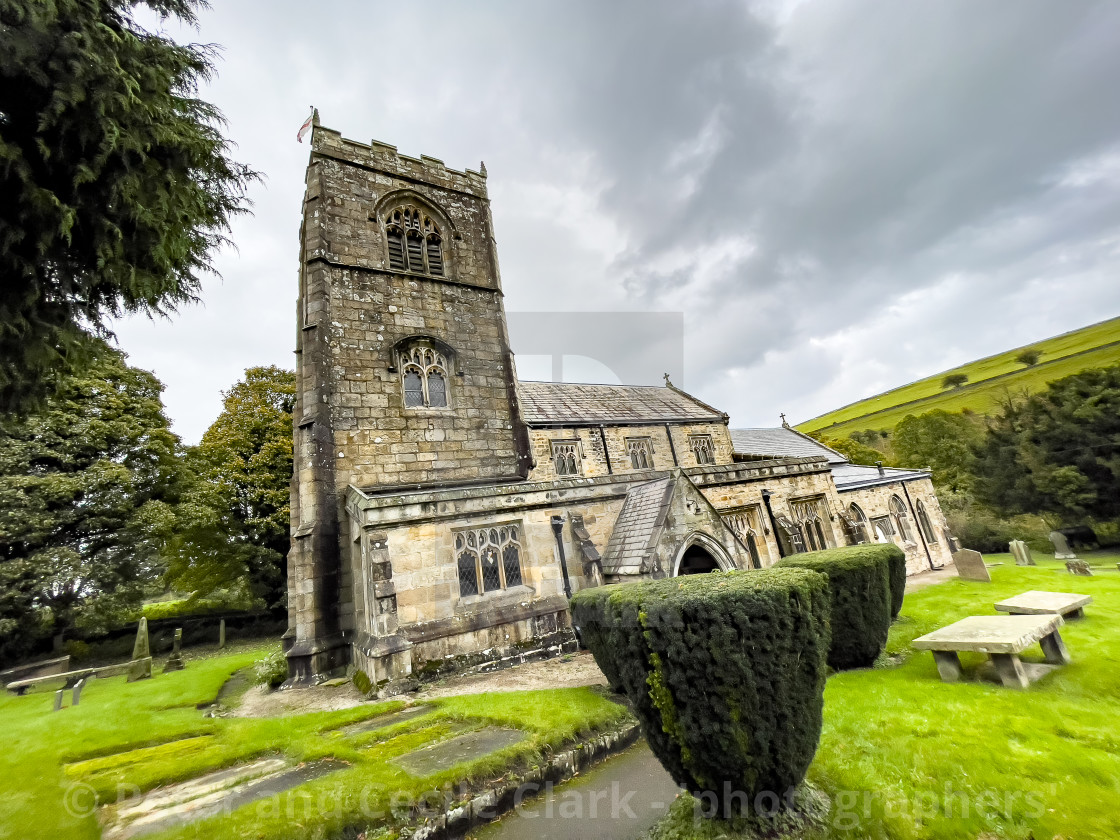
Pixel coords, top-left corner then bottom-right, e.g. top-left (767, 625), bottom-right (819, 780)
top-left (913, 614), bottom-right (1070, 689)
top-left (994, 590), bottom-right (1091, 619)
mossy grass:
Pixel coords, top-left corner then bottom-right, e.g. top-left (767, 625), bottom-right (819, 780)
top-left (776, 545), bottom-right (897, 669)
top-left (0, 641), bottom-right (631, 839)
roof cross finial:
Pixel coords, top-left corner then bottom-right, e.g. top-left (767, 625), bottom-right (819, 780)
top-left (780, 412), bottom-right (790, 428)
top-left (663, 372), bottom-right (673, 387)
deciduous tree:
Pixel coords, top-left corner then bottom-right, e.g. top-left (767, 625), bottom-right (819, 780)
top-left (0, 341), bottom-right (181, 663)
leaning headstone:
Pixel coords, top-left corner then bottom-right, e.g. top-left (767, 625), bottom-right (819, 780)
top-left (53, 689), bottom-right (64, 712)
top-left (72, 678), bottom-right (86, 706)
top-left (127, 617), bottom-right (152, 682)
top-left (164, 628), bottom-right (184, 673)
top-left (1066, 559), bottom-right (1093, 576)
top-left (1049, 531), bottom-right (1077, 560)
top-left (219, 619), bottom-right (226, 650)
top-left (952, 548), bottom-right (991, 582)
top-left (1010, 539), bottom-right (1036, 566)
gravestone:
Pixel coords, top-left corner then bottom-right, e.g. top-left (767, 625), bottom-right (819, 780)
top-left (1010, 540), bottom-right (1036, 566)
top-left (72, 678), bottom-right (86, 706)
top-left (127, 618), bottom-right (152, 682)
top-left (164, 628), bottom-right (184, 673)
top-left (53, 689), bottom-right (64, 712)
top-left (1065, 559), bottom-right (1093, 576)
top-left (1049, 531), bottom-right (1077, 560)
top-left (952, 548), bottom-right (991, 582)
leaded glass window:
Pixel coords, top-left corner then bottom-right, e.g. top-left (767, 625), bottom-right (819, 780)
top-left (453, 523), bottom-right (525, 598)
top-left (917, 500), bottom-right (938, 543)
top-left (891, 495), bottom-right (915, 543)
top-left (552, 441), bottom-right (582, 476)
top-left (790, 496), bottom-right (831, 551)
top-left (723, 506), bottom-right (765, 566)
top-left (689, 434), bottom-right (715, 465)
top-left (627, 437), bottom-right (654, 470)
top-left (399, 341), bottom-right (451, 409)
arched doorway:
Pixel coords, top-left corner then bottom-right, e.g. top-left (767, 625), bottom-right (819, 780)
top-left (671, 532), bottom-right (734, 576)
top-left (677, 543), bottom-right (722, 575)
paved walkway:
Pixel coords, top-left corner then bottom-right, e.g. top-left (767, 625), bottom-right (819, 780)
top-left (905, 563), bottom-right (957, 593)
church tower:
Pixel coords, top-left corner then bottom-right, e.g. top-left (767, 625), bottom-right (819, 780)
top-left (285, 117), bottom-right (531, 681)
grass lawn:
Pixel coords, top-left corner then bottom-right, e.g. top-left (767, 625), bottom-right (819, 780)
top-left (799, 314), bottom-right (1120, 435)
top-left (656, 550), bottom-right (1120, 839)
top-left (0, 643), bottom-right (629, 840)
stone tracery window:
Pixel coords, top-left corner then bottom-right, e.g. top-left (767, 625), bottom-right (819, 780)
top-left (790, 497), bottom-right (830, 552)
top-left (846, 503), bottom-right (870, 545)
top-left (689, 434), bottom-right (715, 465)
top-left (551, 440), bottom-right (582, 476)
top-left (723, 505), bottom-right (765, 566)
top-left (398, 340), bottom-right (450, 408)
top-left (627, 437), bottom-right (654, 470)
top-left (454, 524), bottom-right (524, 598)
top-left (891, 495), bottom-right (916, 543)
top-left (385, 205), bottom-right (444, 276)
top-left (916, 500), bottom-right (938, 543)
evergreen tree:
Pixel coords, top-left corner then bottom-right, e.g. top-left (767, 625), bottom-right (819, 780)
top-left (0, 340), bottom-right (181, 663)
top-left (0, 0), bottom-right (256, 412)
top-left (166, 367), bottom-right (294, 610)
top-left (974, 365), bottom-right (1120, 522)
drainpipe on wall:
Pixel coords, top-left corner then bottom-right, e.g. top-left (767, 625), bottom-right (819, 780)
top-left (664, 424), bottom-right (679, 466)
top-left (598, 425), bottom-right (613, 474)
top-left (550, 515), bottom-right (574, 600)
top-left (902, 481), bottom-right (935, 571)
top-left (761, 489), bottom-right (785, 559)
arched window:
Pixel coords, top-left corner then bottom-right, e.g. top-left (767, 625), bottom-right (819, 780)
top-left (847, 503), bottom-right (870, 544)
top-left (723, 507), bottom-right (764, 567)
top-left (916, 500), bottom-right (938, 543)
top-left (455, 525), bottom-right (524, 598)
top-left (891, 495), bottom-right (915, 543)
top-left (398, 340), bottom-right (451, 408)
top-left (627, 437), bottom-right (653, 469)
top-left (385, 206), bottom-right (444, 276)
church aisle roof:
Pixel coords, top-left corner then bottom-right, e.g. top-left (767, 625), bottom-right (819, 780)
top-left (730, 427), bottom-right (848, 463)
top-left (600, 477), bottom-right (674, 575)
top-left (830, 462), bottom-right (930, 491)
top-left (517, 382), bottom-right (725, 425)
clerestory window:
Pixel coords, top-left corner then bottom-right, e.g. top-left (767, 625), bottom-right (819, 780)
top-left (398, 341), bottom-right (450, 408)
top-left (385, 205), bottom-right (444, 276)
top-left (551, 440), bottom-right (583, 476)
top-left (689, 434), bottom-right (715, 465)
top-left (627, 437), bottom-right (654, 470)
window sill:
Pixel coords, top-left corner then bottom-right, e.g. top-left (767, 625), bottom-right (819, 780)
top-left (455, 585), bottom-right (536, 614)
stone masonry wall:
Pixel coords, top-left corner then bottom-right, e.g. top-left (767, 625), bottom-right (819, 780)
top-left (841, 478), bottom-right (954, 575)
top-left (526, 421), bottom-right (735, 481)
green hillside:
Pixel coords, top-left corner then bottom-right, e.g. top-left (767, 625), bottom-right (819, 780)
top-left (799, 315), bottom-right (1120, 438)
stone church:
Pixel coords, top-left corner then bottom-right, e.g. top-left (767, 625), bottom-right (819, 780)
top-left (284, 118), bottom-right (954, 686)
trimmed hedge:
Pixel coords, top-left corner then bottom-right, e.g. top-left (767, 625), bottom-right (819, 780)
top-left (571, 569), bottom-right (830, 815)
top-left (775, 545), bottom-right (895, 670)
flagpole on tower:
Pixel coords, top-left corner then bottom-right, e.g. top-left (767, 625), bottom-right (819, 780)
top-left (297, 106), bottom-right (318, 143)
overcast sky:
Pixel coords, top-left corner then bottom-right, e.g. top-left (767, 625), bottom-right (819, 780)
top-left (115, 0), bottom-right (1120, 444)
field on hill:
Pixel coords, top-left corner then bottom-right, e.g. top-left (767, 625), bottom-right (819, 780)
top-left (799, 315), bottom-right (1120, 438)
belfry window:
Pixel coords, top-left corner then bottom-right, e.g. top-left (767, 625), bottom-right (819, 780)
top-left (398, 341), bottom-right (451, 408)
top-left (454, 524), bottom-right (524, 598)
top-left (384, 205), bottom-right (444, 276)
top-left (689, 434), bottom-right (715, 465)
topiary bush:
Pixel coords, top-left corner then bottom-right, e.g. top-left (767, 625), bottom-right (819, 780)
top-left (776, 546), bottom-right (893, 670)
top-left (570, 568), bottom-right (830, 817)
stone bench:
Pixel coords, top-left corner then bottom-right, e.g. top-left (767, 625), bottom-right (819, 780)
top-left (6, 658), bottom-right (150, 695)
top-left (913, 615), bottom-right (1070, 689)
top-left (994, 590), bottom-right (1091, 619)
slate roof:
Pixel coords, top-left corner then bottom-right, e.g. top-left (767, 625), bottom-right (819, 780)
top-left (517, 382), bottom-right (725, 426)
top-left (830, 463), bottom-right (930, 491)
top-left (729, 427), bottom-right (847, 464)
top-left (600, 477), bottom-right (674, 575)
